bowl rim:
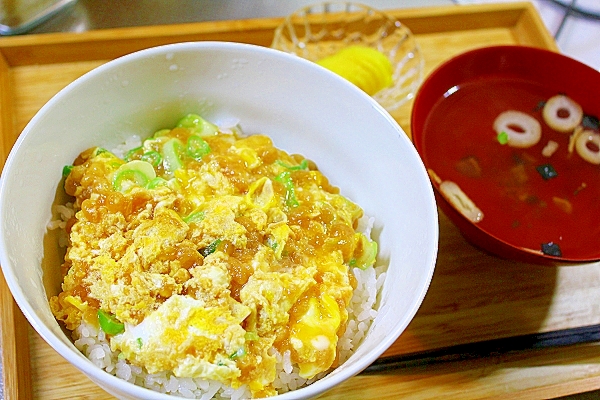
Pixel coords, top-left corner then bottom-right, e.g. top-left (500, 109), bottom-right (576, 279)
top-left (0, 41), bottom-right (438, 398)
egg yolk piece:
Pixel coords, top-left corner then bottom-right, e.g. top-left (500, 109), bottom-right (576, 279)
top-left (288, 293), bottom-right (342, 379)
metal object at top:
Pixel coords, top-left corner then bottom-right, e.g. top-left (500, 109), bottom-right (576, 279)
top-left (0, 0), bottom-right (77, 35)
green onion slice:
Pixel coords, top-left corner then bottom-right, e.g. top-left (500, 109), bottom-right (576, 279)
top-left (146, 177), bottom-right (169, 190)
top-left (177, 114), bottom-right (219, 137)
top-left (183, 210), bottom-right (205, 224)
top-left (186, 135), bottom-right (211, 161)
top-left (92, 147), bottom-right (111, 158)
top-left (124, 146), bottom-right (143, 162)
top-left (274, 171), bottom-right (299, 207)
top-left (112, 160), bottom-right (157, 192)
top-left (276, 159), bottom-right (308, 171)
top-left (266, 236), bottom-right (278, 251)
top-left (199, 239), bottom-right (222, 257)
top-left (98, 309), bottom-right (125, 335)
top-left (350, 233), bottom-right (378, 269)
top-left (153, 128), bottom-right (171, 138)
top-left (62, 165), bottom-right (73, 178)
top-left (140, 150), bottom-right (163, 167)
top-left (229, 347), bottom-right (246, 360)
top-left (162, 138), bottom-right (184, 175)
top-left (497, 131), bottom-right (509, 145)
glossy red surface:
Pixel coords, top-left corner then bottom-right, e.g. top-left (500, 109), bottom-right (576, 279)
top-left (411, 46), bottom-right (600, 264)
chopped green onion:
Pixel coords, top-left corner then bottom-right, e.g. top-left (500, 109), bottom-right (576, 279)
top-left (536, 164), bottom-right (558, 180)
top-left (266, 236), bottom-right (278, 251)
top-left (136, 337), bottom-right (143, 348)
top-left (140, 150), bottom-right (163, 167)
top-left (183, 210), bottom-right (205, 224)
top-left (276, 159), bottom-right (308, 171)
top-left (124, 146), bottom-right (143, 162)
top-left (162, 138), bottom-right (184, 175)
top-left (93, 147), bottom-right (109, 157)
top-left (274, 171), bottom-right (299, 207)
top-left (146, 177), bottom-right (169, 189)
top-left (186, 135), bottom-right (211, 161)
top-left (244, 331), bottom-right (259, 341)
top-left (153, 128), bottom-right (171, 138)
top-left (229, 347), bottom-right (246, 360)
top-left (351, 233), bottom-right (378, 269)
top-left (62, 165), bottom-right (73, 178)
top-left (141, 137), bottom-right (167, 152)
top-left (177, 113), bottom-right (219, 137)
top-left (112, 160), bottom-right (157, 192)
top-left (497, 131), bottom-right (509, 145)
top-left (113, 170), bottom-right (150, 192)
top-left (98, 309), bottom-right (125, 335)
top-left (199, 239), bottom-right (222, 257)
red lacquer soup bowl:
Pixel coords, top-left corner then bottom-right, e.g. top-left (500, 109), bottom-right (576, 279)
top-left (411, 45), bottom-right (600, 264)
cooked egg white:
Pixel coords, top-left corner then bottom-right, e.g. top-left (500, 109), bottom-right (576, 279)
top-left (112, 293), bottom-right (249, 381)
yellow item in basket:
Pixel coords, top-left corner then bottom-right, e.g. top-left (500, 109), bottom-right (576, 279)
top-left (317, 45), bottom-right (393, 96)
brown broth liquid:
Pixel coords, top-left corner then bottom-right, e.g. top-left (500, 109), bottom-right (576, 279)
top-left (422, 78), bottom-right (600, 259)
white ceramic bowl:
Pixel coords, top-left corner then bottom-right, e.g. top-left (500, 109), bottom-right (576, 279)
top-left (0, 42), bottom-right (437, 399)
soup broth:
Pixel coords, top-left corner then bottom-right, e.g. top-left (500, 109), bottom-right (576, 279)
top-left (422, 77), bottom-right (600, 259)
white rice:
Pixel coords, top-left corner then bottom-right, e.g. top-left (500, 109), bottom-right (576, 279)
top-left (50, 135), bottom-right (387, 399)
top-left (47, 203), bottom-right (75, 247)
top-left (110, 134), bottom-right (143, 159)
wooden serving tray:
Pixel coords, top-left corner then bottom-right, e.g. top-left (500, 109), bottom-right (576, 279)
top-left (3, 2), bottom-right (600, 399)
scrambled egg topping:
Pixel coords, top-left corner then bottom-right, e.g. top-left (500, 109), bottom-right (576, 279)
top-left (49, 115), bottom-right (376, 397)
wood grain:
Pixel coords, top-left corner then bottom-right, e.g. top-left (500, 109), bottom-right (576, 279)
top-left (3, 2), bottom-right (600, 399)
top-left (0, 39), bottom-right (33, 400)
top-left (0, 273), bottom-right (32, 400)
top-left (0, 50), bottom-right (13, 169)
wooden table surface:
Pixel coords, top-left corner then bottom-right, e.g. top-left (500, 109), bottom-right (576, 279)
top-left (2, 2), bottom-right (600, 399)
